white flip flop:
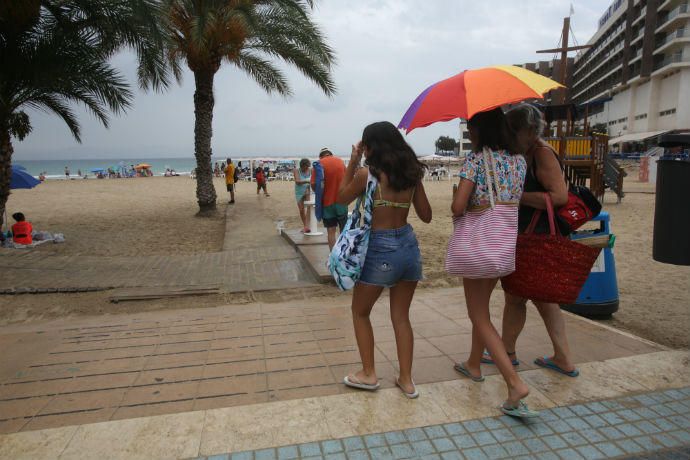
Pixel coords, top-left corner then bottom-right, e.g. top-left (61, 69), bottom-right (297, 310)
top-left (343, 375), bottom-right (380, 391)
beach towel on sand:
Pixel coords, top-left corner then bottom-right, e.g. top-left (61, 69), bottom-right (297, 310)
top-left (313, 161), bottom-right (325, 221)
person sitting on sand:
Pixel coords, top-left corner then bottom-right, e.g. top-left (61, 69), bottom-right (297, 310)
top-left (11, 212), bottom-right (33, 245)
top-left (293, 158), bottom-right (312, 232)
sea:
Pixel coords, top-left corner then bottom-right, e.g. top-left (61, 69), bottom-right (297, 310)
top-left (13, 156), bottom-right (347, 179)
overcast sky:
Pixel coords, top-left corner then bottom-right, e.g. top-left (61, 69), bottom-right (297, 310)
top-left (16, 0), bottom-right (606, 160)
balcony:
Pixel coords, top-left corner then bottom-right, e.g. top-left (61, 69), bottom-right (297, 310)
top-left (633, 6), bottom-right (647, 26)
top-left (655, 28), bottom-right (689, 53)
top-left (631, 27), bottom-right (645, 46)
top-left (653, 51), bottom-right (689, 71)
top-left (630, 47), bottom-right (644, 64)
top-left (656, 3), bottom-right (689, 33)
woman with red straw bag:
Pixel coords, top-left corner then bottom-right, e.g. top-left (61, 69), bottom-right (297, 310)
top-left (446, 108), bottom-right (538, 418)
top-left (482, 104), bottom-right (580, 378)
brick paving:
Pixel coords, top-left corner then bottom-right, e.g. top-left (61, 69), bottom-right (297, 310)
top-left (0, 201), bottom-right (319, 293)
top-left (0, 288), bottom-right (664, 434)
top-left (194, 387), bottom-right (690, 460)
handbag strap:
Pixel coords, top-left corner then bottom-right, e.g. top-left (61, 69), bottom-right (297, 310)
top-left (349, 171), bottom-right (377, 230)
top-left (525, 192), bottom-right (556, 235)
top-left (482, 147), bottom-right (500, 209)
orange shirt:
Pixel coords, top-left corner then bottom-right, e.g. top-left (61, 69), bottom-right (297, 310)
top-left (12, 221), bottom-right (33, 245)
top-left (311, 155), bottom-right (345, 207)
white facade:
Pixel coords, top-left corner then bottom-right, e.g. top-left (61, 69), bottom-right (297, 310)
top-left (573, 0), bottom-right (690, 143)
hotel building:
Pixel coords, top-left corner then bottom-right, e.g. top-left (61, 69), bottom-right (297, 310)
top-left (574, 0), bottom-right (689, 145)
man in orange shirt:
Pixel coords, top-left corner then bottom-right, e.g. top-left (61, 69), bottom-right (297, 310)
top-left (312, 148), bottom-right (347, 249)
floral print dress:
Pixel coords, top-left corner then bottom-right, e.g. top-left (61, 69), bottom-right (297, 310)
top-left (459, 149), bottom-right (526, 208)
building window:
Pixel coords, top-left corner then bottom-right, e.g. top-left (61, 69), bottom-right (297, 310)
top-left (618, 117), bottom-right (627, 123)
top-left (634, 113), bottom-right (648, 120)
top-left (660, 108), bottom-right (677, 117)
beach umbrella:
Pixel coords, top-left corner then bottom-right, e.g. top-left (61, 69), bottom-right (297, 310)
top-left (134, 163), bottom-right (151, 169)
top-left (91, 168), bottom-right (106, 173)
top-left (10, 165), bottom-right (41, 190)
top-left (398, 65), bottom-right (563, 133)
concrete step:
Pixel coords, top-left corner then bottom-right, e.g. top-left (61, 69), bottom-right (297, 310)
top-left (296, 244), bottom-right (332, 284)
top-left (281, 229), bottom-right (328, 247)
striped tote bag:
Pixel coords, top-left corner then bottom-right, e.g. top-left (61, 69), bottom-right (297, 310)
top-left (445, 149), bottom-right (519, 279)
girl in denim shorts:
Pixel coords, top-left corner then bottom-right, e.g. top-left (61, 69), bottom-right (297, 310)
top-left (336, 121), bottom-right (432, 398)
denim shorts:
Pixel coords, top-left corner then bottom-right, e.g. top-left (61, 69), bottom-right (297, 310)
top-left (359, 224), bottom-right (423, 288)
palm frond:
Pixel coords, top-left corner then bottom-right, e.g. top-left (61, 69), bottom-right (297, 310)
top-left (233, 51), bottom-right (291, 96)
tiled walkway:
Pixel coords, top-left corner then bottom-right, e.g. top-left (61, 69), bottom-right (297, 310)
top-left (0, 288), bottom-right (665, 434)
top-left (0, 351), bottom-right (687, 460)
top-left (197, 387), bottom-right (690, 460)
top-left (0, 202), bottom-right (318, 293)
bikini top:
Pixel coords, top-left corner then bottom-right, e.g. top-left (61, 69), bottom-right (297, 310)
top-left (372, 185), bottom-right (414, 209)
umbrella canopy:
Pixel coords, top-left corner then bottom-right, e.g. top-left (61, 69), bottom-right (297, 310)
top-left (398, 65), bottom-right (563, 133)
top-left (91, 168), bottom-right (106, 173)
top-left (134, 163), bottom-right (151, 169)
top-left (10, 165), bottom-right (41, 190)
top-left (419, 154), bottom-right (447, 161)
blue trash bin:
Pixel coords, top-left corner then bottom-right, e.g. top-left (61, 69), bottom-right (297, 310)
top-left (560, 212), bottom-right (619, 318)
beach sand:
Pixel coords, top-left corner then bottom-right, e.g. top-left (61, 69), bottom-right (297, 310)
top-left (2, 170), bottom-right (688, 348)
top-left (3, 176), bottom-right (226, 256)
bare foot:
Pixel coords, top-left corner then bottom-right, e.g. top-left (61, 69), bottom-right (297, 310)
top-left (463, 361), bottom-right (483, 379)
top-left (546, 355), bottom-right (576, 373)
top-left (349, 369), bottom-right (377, 386)
top-left (396, 376), bottom-right (416, 394)
top-left (507, 380), bottom-right (530, 407)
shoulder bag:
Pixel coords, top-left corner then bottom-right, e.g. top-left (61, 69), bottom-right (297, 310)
top-left (328, 172), bottom-right (378, 290)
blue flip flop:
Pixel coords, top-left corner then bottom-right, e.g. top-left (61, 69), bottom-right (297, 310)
top-left (501, 400), bottom-right (540, 419)
top-left (453, 362), bottom-right (485, 382)
top-left (480, 350), bottom-right (520, 366)
top-left (534, 356), bottom-right (580, 377)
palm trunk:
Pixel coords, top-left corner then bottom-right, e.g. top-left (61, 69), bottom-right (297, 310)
top-left (193, 70), bottom-right (218, 215)
top-left (0, 129), bottom-right (13, 231)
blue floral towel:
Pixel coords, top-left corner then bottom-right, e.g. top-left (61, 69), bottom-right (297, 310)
top-left (328, 172), bottom-right (378, 290)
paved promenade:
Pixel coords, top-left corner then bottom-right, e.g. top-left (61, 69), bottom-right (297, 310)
top-left (0, 202), bottom-right (319, 293)
top-left (0, 349), bottom-right (687, 459)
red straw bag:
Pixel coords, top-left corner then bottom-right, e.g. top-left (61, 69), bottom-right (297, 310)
top-left (501, 193), bottom-right (601, 304)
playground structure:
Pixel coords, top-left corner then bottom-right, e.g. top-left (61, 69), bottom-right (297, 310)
top-left (544, 133), bottom-right (625, 203)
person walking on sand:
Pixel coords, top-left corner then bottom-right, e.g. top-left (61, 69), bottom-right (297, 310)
top-left (447, 107), bottom-right (537, 418)
top-left (338, 122), bottom-right (432, 399)
top-left (225, 158), bottom-right (236, 204)
top-left (64, 166), bottom-right (70, 178)
top-left (255, 164), bottom-right (269, 196)
top-left (311, 148), bottom-right (347, 250)
top-left (479, 104), bottom-right (579, 377)
top-left (294, 158), bottom-right (312, 233)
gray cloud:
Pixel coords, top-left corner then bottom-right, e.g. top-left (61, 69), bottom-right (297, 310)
top-left (16, 0), bottom-right (602, 160)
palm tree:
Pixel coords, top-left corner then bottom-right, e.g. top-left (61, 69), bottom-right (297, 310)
top-left (163, 0), bottom-right (336, 214)
top-left (0, 0), bottom-right (172, 229)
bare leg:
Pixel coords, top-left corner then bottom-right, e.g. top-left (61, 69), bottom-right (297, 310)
top-left (464, 278), bottom-right (529, 406)
top-left (230, 189), bottom-right (235, 203)
top-left (297, 200), bottom-right (308, 229)
top-left (534, 302), bottom-right (576, 372)
top-left (327, 227), bottom-right (337, 250)
top-left (501, 291), bottom-right (528, 358)
top-left (389, 280), bottom-right (417, 393)
top-left (349, 282), bottom-right (384, 384)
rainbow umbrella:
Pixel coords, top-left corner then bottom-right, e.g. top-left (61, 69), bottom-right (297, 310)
top-left (398, 65), bottom-right (564, 133)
